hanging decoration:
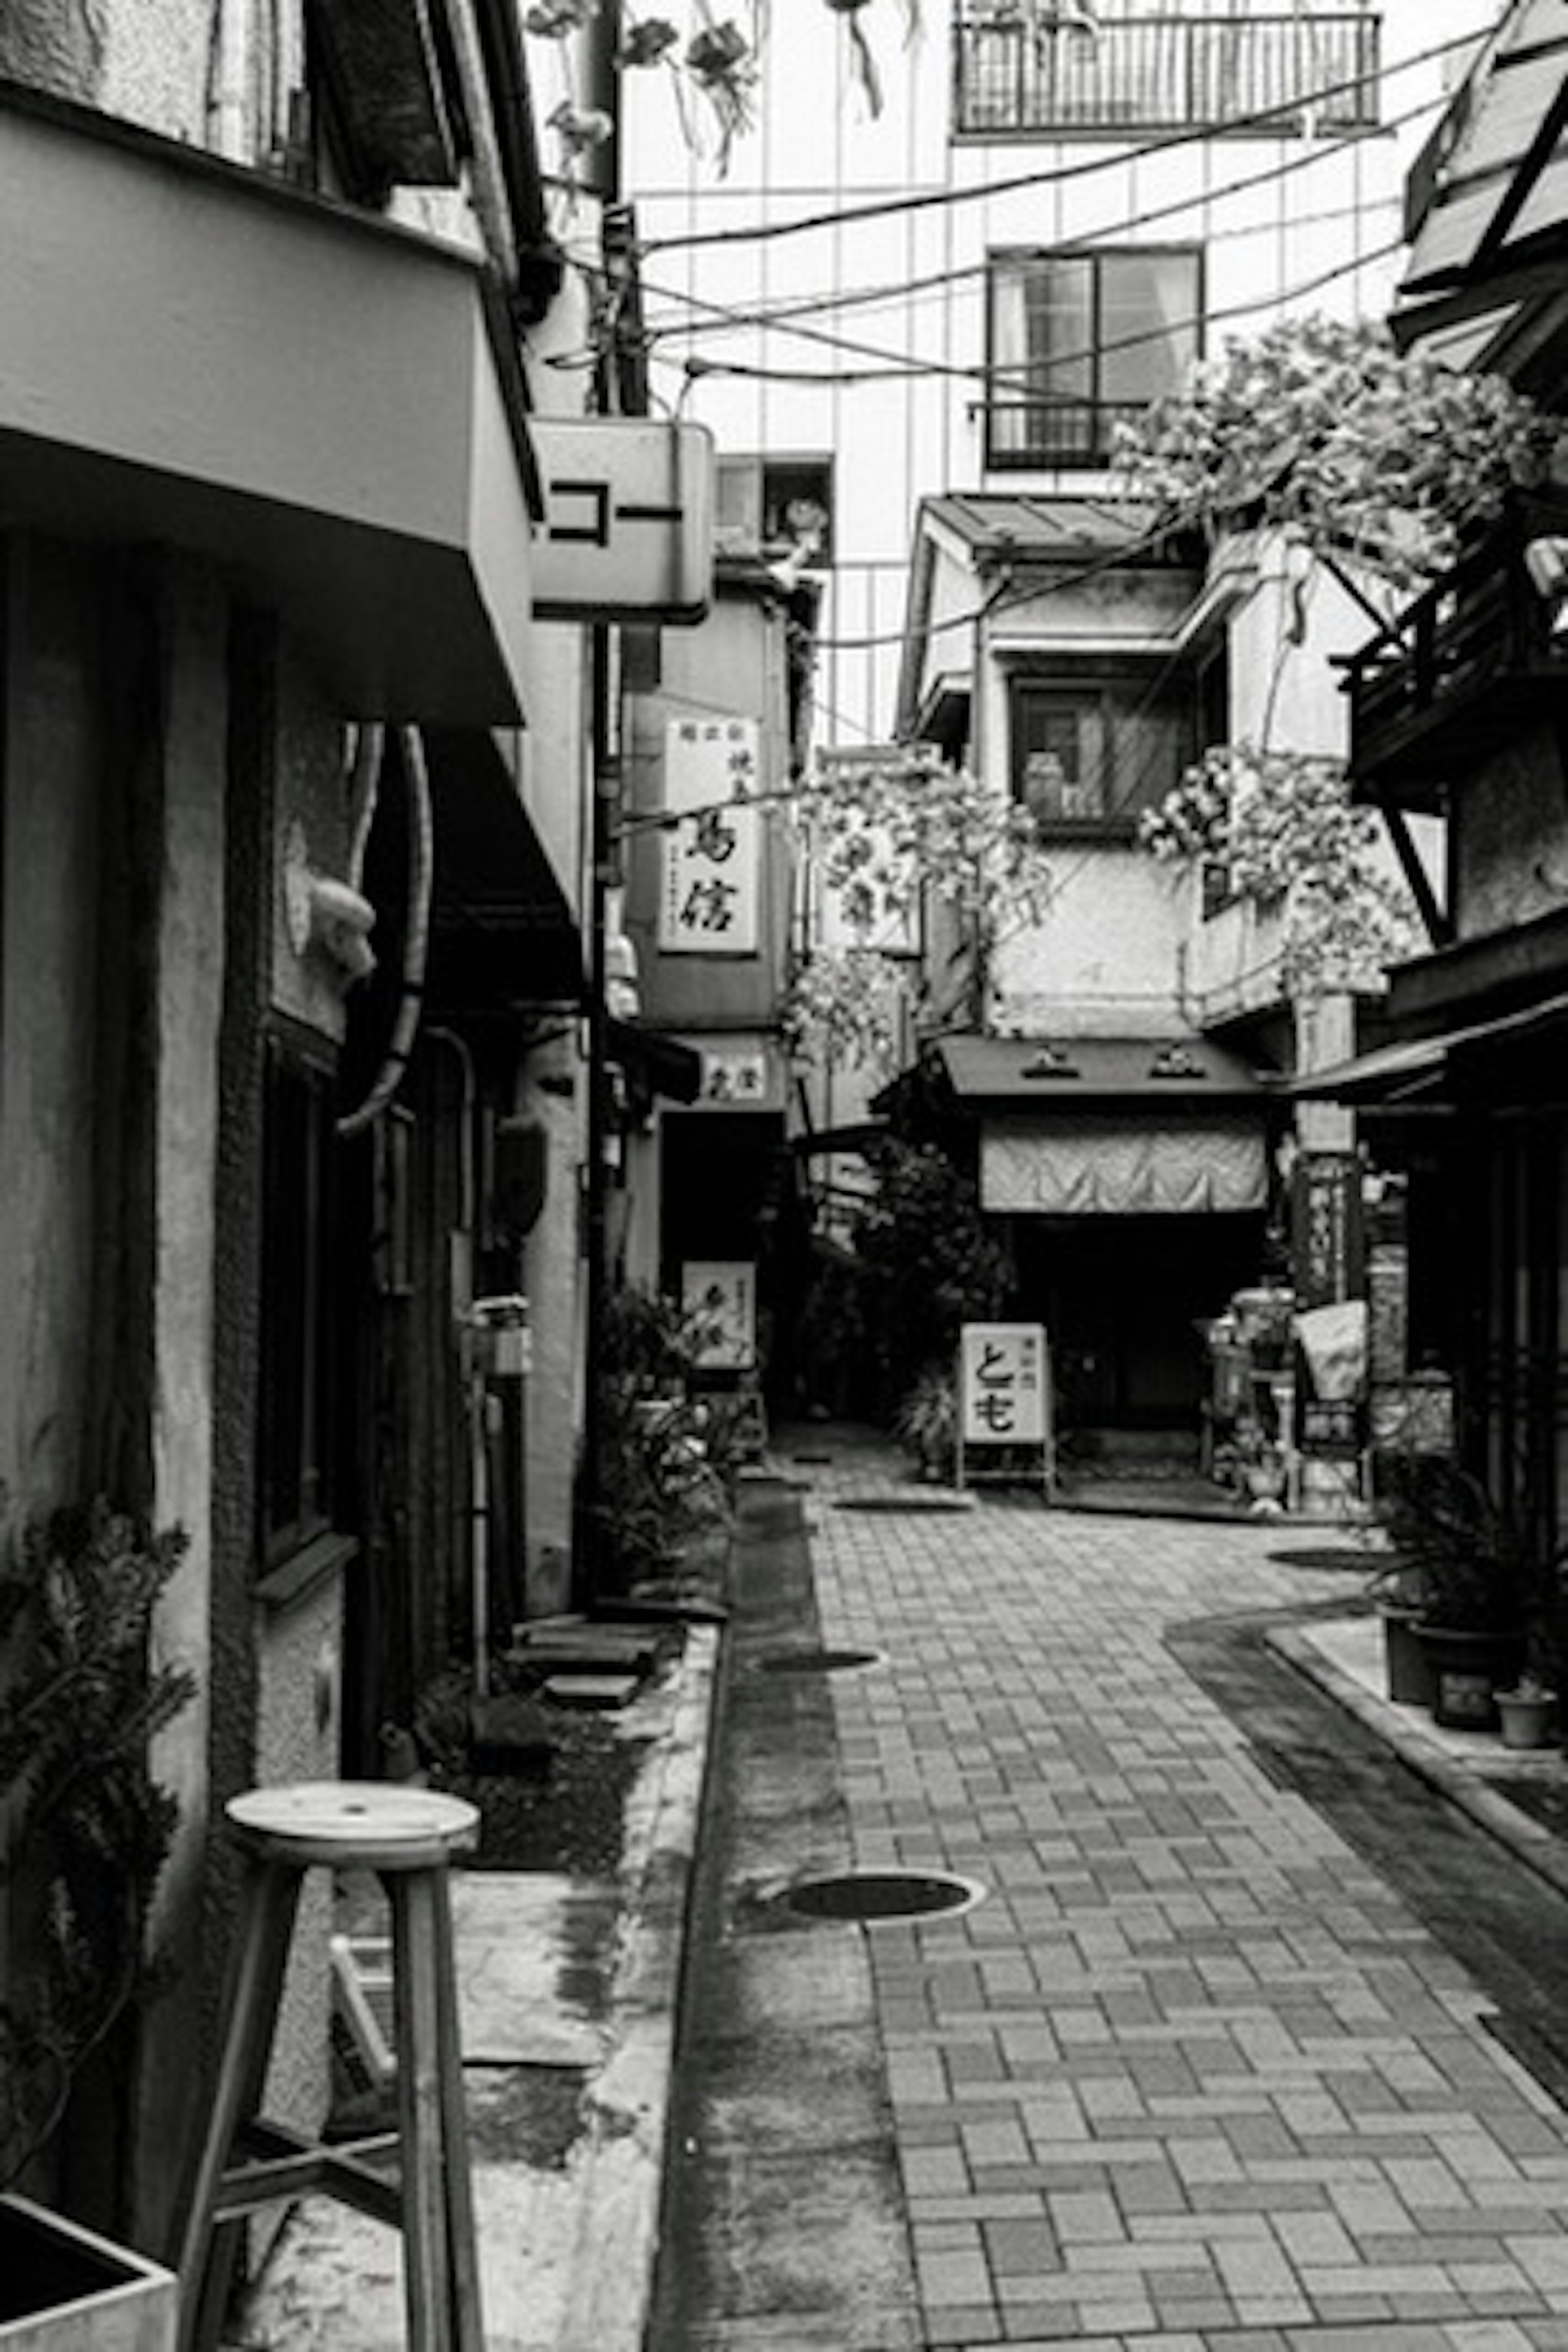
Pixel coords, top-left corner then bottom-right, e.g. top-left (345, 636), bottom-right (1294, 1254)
top-left (525, 1), bottom-right (922, 178)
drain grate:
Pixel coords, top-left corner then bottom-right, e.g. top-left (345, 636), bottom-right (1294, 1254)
top-left (784, 1869), bottom-right (983, 1924)
top-left (755, 1646), bottom-right (884, 1677)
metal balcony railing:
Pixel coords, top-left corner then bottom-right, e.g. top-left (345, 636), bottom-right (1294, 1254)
top-left (1341, 503), bottom-right (1568, 794)
top-left (954, 9), bottom-right (1380, 137)
top-left (984, 394), bottom-right (1149, 470)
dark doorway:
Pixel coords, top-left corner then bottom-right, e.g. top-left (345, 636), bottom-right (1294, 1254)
top-left (1011, 1211), bottom-right (1266, 1434)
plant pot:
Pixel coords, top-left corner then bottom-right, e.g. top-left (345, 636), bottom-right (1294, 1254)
top-left (1379, 1604), bottom-right (1436, 1708)
top-left (1414, 1624), bottom-right (1526, 1733)
top-left (0, 2194), bottom-right (175, 2349)
top-left (1497, 1690), bottom-right (1557, 1751)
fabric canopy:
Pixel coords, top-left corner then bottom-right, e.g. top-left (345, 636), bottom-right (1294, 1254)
top-left (981, 1115), bottom-right (1267, 1216)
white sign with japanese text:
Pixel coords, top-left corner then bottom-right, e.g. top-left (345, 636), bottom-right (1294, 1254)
top-left (659, 715), bottom-right (762, 956)
top-left (682, 1261), bottom-right (757, 1370)
top-left (960, 1323), bottom-right (1050, 1446)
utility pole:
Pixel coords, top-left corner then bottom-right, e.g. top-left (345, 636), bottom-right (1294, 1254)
top-left (573, 1), bottom-right (626, 1610)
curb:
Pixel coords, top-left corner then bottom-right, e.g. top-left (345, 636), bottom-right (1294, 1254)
top-left (1267, 1619), bottom-right (1568, 1907)
top-left (555, 1619), bottom-right (720, 2352)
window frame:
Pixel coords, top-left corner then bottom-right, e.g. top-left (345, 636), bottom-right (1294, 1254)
top-left (1007, 659), bottom-right (1199, 841)
top-left (984, 244), bottom-right (1204, 473)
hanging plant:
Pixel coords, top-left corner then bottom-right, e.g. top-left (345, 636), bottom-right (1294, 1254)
top-left (1140, 743), bottom-right (1419, 994)
top-left (1113, 316), bottom-right (1560, 591)
top-left (779, 947), bottom-right (903, 1071)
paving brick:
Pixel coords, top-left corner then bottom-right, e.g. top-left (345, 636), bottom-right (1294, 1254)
top-left (800, 1446), bottom-right (1568, 2352)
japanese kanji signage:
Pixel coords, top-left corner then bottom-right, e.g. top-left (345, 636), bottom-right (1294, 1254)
top-left (960, 1324), bottom-right (1050, 1446)
top-left (957, 1323), bottom-right (1056, 1496)
top-left (1290, 1151), bottom-right (1365, 1310)
top-left (659, 715), bottom-right (762, 956)
top-left (530, 420), bottom-right (714, 624)
top-left (682, 1261), bottom-right (757, 1371)
top-left (699, 1045), bottom-right (772, 1107)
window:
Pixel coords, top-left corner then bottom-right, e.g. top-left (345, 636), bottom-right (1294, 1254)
top-left (1010, 670), bottom-right (1196, 835)
top-left (987, 248), bottom-right (1201, 470)
top-left (1015, 692), bottom-right (1109, 825)
top-left (715, 456), bottom-right (834, 566)
top-left (260, 1035), bottom-right (345, 1564)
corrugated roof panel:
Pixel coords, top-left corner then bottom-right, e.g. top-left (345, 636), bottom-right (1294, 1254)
top-left (1401, 0), bottom-right (1568, 292)
top-left (1506, 132), bottom-right (1568, 248)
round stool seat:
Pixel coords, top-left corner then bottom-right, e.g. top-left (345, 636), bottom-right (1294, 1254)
top-left (226, 1780), bottom-right (480, 1871)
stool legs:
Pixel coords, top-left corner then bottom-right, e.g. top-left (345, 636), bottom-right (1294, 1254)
top-left (386, 1868), bottom-right (484, 2352)
top-left (176, 1859), bottom-right (303, 2352)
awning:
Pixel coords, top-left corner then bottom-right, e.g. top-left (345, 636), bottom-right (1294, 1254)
top-left (0, 81), bottom-right (536, 723)
top-left (424, 731), bottom-right (585, 1009)
top-left (935, 1033), bottom-right (1269, 1104)
top-left (608, 1020), bottom-right (702, 1105)
top-left (1288, 987), bottom-right (1568, 1102)
top-left (982, 1114), bottom-right (1267, 1216)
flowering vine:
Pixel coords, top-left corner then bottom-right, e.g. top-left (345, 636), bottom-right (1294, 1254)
top-left (1113, 316), bottom-right (1559, 592)
top-left (778, 751), bottom-right (1056, 1068)
top-left (1140, 744), bottom-right (1419, 994)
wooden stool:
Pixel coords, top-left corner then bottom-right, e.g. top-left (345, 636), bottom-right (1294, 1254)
top-left (175, 1782), bottom-right (483, 2352)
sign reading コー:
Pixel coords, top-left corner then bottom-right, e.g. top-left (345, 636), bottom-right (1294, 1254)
top-left (530, 420), bottom-right (715, 624)
top-left (958, 1323), bottom-right (1056, 1496)
top-left (659, 715), bottom-right (762, 955)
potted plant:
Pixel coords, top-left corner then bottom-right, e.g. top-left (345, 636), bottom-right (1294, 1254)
top-left (895, 1365), bottom-right (958, 1484)
top-left (1378, 1458), bottom-right (1526, 1731)
top-left (0, 1494), bottom-right (193, 2348)
top-left (1495, 1670), bottom-right (1558, 1752)
top-left (1364, 1552), bottom-right (1438, 1710)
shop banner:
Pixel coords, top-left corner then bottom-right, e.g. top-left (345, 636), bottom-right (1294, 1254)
top-left (659, 715), bottom-right (761, 955)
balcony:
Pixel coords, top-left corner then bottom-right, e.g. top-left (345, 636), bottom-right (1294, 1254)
top-left (1343, 502), bottom-right (1568, 807)
top-left (985, 394), bottom-right (1149, 471)
top-left (953, 7), bottom-right (1379, 139)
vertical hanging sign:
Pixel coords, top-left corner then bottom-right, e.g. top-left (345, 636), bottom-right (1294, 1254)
top-left (659, 715), bottom-right (762, 955)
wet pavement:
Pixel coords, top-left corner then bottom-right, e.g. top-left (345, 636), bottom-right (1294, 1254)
top-left (657, 1430), bottom-right (1568, 2352)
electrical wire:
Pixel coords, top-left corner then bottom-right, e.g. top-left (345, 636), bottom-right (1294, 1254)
top-left (637, 25), bottom-right (1486, 256)
top-left (631, 76), bottom-right (1456, 349)
top-left (629, 226), bottom-right (1406, 392)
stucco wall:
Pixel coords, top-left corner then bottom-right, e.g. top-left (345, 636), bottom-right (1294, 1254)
top-left (993, 849), bottom-right (1189, 1033)
top-left (1455, 724), bottom-right (1568, 942)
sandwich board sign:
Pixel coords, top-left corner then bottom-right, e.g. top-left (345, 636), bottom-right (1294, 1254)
top-left (957, 1323), bottom-right (1056, 1497)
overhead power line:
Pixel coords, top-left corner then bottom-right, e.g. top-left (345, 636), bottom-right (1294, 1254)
top-left (637, 26), bottom-right (1486, 256)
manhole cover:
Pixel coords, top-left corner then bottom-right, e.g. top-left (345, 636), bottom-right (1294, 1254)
top-left (834, 1492), bottom-right (977, 1515)
top-left (755, 1646), bottom-right (884, 1676)
top-left (1267, 1546), bottom-right (1379, 1574)
top-left (784, 1869), bottom-right (984, 1924)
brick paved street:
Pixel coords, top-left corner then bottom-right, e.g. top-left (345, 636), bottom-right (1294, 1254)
top-left (799, 1440), bottom-right (1568, 2352)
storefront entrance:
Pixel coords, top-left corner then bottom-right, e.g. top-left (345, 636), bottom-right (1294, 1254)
top-left (1011, 1211), bottom-right (1268, 1436)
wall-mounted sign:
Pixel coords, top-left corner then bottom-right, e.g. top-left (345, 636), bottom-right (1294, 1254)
top-left (698, 1046), bottom-right (771, 1107)
top-left (658, 716), bottom-right (762, 956)
top-left (1291, 1150), bottom-right (1364, 1309)
top-left (682, 1261), bottom-right (757, 1370)
top-left (531, 419), bottom-right (714, 624)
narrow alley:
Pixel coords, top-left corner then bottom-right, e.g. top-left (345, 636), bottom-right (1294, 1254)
top-left (657, 1439), bottom-right (1568, 2352)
